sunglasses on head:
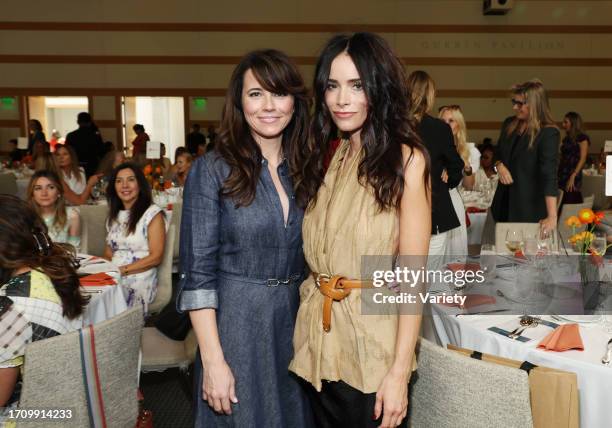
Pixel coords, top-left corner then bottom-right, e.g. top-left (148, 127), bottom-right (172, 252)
top-left (511, 98), bottom-right (526, 107)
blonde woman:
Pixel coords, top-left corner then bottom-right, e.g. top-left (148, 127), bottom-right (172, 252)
top-left (438, 105), bottom-right (480, 257)
top-left (490, 79), bottom-right (559, 233)
top-left (28, 170), bottom-right (81, 250)
top-left (54, 144), bottom-right (100, 205)
top-left (406, 71), bottom-right (464, 261)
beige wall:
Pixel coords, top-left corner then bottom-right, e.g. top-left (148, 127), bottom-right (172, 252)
top-left (1, 0), bottom-right (612, 151)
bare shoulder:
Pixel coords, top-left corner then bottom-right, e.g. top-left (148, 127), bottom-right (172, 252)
top-left (401, 144), bottom-right (427, 172)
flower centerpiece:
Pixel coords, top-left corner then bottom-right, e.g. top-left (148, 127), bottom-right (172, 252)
top-left (143, 164), bottom-right (171, 192)
top-left (565, 208), bottom-right (609, 310)
top-left (565, 209), bottom-right (607, 255)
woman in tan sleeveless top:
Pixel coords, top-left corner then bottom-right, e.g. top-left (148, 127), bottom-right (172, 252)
top-left (290, 33), bottom-right (431, 428)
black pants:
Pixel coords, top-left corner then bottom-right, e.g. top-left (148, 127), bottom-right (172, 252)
top-left (300, 375), bottom-right (417, 428)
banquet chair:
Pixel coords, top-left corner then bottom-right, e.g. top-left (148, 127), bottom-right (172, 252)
top-left (19, 306), bottom-right (143, 428)
top-left (141, 327), bottom-right (197, 395)
top-left (0, 173), bottom-right (18, 196)
top-left (557, 194), bottom-right (594, 246)
top-left (494, 222), bottom-right (541, 254)
top-left (79, 203), bottom-right (109, 257)
top-left (408, 338), bottom-right (533, 428)
top-left (148, 224), bottom-right (175, 314)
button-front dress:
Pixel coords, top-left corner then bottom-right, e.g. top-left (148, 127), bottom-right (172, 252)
top-left (178, 152), bottom-right (311, 427)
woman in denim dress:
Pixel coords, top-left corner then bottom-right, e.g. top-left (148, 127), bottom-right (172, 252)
top-left (177, 50), bottom-right (314, 427)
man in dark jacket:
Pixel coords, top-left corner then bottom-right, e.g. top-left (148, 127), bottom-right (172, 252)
top-left (65, 112), bottom-right (105, 178)
top-left (186, 123), bottom-right (206, 156)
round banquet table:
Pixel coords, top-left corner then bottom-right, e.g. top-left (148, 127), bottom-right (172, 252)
top-left (422, 262), bottom-right (612, 428)
top-left (77, 254), bottom-right (129, 325)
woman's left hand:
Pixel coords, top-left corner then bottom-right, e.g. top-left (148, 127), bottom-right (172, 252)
top-left (374, 367), bottom-right (409, 427)
top-left (539, 216), bottom-right (557, 234)
top-left (565, 174), bottom-right (576, 192)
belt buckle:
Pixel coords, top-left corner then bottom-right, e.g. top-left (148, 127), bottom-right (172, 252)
top-left (267, 279), bottom-right (280, 287)
top-left (266, 278), bottom-right (291, 287)
top-left (315, 273), bottom-right (330, 288)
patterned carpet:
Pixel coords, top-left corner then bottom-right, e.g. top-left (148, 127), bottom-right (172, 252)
top-left (140, 368), bottom-right (194, 428)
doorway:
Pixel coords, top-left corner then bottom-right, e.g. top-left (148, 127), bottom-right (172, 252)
top-left (122, 97), bottom-right (185, 162)
top-left (27, 96), bottom-right (89, 151)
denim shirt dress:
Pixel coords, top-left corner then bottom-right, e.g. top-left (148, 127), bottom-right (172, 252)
top-left (177, 152), bottom-right (312, 427)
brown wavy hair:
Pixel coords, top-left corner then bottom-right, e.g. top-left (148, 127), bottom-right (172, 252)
top-left (301, 33), bottom-right (429, 210)
top-left (27, 170), bottom-right (69, 235)
top-left (0, 195), bottom-right (88, 319)
top-left (216, 49), bottom-right (312, 208)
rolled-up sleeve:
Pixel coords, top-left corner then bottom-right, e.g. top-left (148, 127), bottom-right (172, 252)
top-left (177, 156), bottom-right (221, 311)
top-left (538, 127), bottom-right (560, 197)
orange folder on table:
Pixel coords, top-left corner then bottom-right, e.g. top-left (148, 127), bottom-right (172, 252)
top-left (79, 273), bottom-right (116, 287)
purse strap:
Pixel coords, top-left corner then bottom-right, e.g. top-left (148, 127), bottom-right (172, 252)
top-left (79, 324), bottom-right (108, 428)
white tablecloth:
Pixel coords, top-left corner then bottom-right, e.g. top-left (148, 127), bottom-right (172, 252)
top-left (83, 285), bottom-right (130, 325)
top-left (423, 262), bottom-right (612, 428)
top-left (77, 254), bottom-right (129, 325)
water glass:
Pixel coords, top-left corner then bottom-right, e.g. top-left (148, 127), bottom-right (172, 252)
top-left (592, 232), bottom-right (607, 256)
top-left (480, 244), bottom-right (496, 282)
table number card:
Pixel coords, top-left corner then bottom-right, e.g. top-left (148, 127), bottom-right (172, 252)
top-left (146, 141), bottom-right (161, 159)
top-left (606, 156), bottom-right (612, 196)
top-left (17, 137), bottom-right (28, 150)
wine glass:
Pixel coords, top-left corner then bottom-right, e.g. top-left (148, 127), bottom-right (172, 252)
top-left (592, 232), bottom-right (607, 256)
top-left (505, 229), bottom-right (524, 255)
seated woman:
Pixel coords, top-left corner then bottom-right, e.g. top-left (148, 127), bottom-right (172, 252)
top-left (475, 141), bottom-right (499, 191)
top-left (54, 145), bottom-right (100, 205)
top-left (33, 152), bottom-right (60, 175)
top-left (104, 162), bottom-right (166, 314)
top-left (0, 195), bottom-right (88, 409)
top-left (97, 149), bottom-right (127, 180)
top-left (171, 151), bottom-right (192, 186)
top-left (27, 170), bottom-right (81, 251)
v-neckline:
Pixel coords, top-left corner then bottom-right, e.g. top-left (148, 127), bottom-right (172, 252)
top-left (263, 159), bottom-right (291, 228)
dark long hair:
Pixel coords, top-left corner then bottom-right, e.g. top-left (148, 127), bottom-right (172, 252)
top-left (106, 162), bottom-right (152, 234)
top-left (0, 195), bottom-right (88, 319)
top-left (564, 111), bottom-right (586, 143)
top-left (216, 49), bottom-right (312, 207)
top-left (302, 32), bottom-right (429, 210)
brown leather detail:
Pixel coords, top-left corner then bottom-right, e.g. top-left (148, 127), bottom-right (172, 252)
top-left (313, 273), bottom-right (372, 333)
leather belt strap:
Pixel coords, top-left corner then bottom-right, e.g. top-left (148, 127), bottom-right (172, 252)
top-left (312, 272), bottom-right (372, 333)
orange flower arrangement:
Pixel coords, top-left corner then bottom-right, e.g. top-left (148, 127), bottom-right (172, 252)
top-left (565, 208), bottom-right (609, 255)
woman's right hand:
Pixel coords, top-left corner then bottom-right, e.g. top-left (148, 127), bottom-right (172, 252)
top-left (496, 162), bottom-right (514, 185)
top-left (202, 359), bottom-right (238, 415)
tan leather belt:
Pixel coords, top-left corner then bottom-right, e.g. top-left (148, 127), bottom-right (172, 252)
top-left (313, 272), bottom-right (373, 333)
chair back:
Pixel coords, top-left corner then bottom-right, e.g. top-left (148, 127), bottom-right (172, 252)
top-left (0, 173), bottom-right (18, 196)
top-left (19, 307), bottom-right (143, 428)
top-left (558, 195), bottom-right (594, 245)
top-left (495, 222), bottom-right (541, 254)
top-left (409, 338), bottom-right (533, 428)
top-left (141, 326), bottom-right (196, 372)
top-left (79, 204), bottom-right (109, 256)
top-left (148, 224), bottom-right (175, 314)
top-left (582, 174), bottom-right (608, 209)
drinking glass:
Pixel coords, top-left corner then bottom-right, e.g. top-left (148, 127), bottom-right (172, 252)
top-left (480, 244), bottom-right (496, 282)
top-left (505, 230), bottom-right (524, 254)
top-left (537, 226), bottom-right (555, 256)
top-left (592, 232), bottom-right (607, 256)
